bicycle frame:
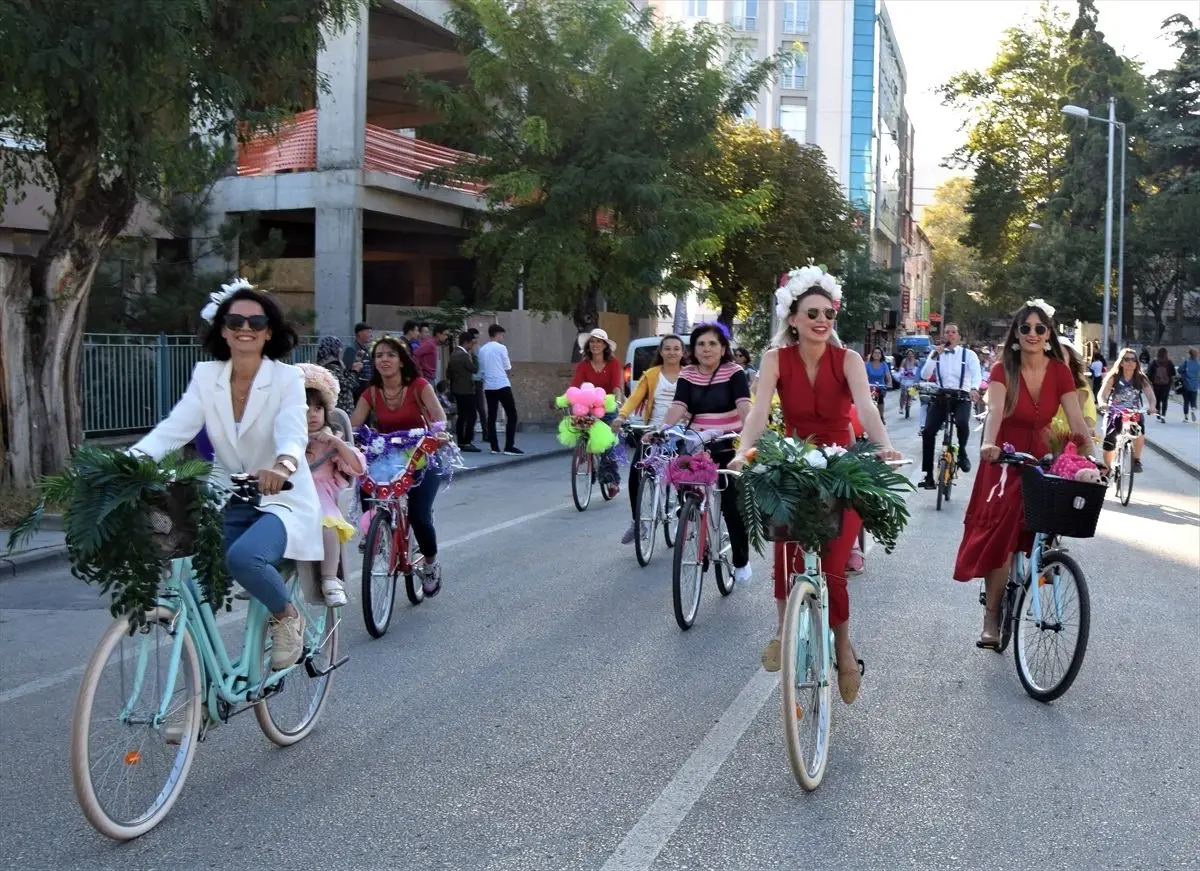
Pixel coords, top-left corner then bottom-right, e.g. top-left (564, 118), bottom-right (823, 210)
top-left (146, 558), bottom-right (323, 727)
top-left (787, 549), bottom-right (832, 687)
top-left (1009, 533), bottom-right (1067, 631)
top-left (366, 494), bottom-right (414, 576)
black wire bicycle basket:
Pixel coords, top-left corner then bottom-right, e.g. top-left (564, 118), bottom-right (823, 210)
top-left (1019, 466), bottom-right (1105, 538)
top-left (760, 498), bottom-right (845, 544)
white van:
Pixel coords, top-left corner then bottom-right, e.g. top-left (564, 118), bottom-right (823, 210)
top-left (624, 335), bottom-right (668, 397)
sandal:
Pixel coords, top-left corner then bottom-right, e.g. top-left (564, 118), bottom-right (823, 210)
top-left (837, 650), bottom-right (864, 704)
top-left (761, 637), bottom-right (781, 673)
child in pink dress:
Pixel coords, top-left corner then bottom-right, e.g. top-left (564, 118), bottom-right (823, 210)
top-left (298, 364), bottom-right (366, 607)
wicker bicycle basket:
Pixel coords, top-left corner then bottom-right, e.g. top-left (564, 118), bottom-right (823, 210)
top-left (1019, 465), bottom-right (1105, 539)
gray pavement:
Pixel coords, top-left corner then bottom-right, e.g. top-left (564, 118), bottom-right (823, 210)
top-left (1142, 396), bottom-right (1200, 476)
top-left (0, 391), bottom-right (1196, 870)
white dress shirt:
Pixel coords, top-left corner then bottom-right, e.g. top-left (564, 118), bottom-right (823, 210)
top-left (920, 343), bottom-right (982, 392)
top-left (476, 340), bottom-right (512, 390)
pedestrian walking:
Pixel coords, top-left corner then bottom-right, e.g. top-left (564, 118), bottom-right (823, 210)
top-left (1147, 347), bottom-right (1176, 422)
top-left (477, 324), bottom-right (523, 455)
top-left (317, 335), bottom-right (357, 415)
top-left (1178, 348), bottom-right (1199, 423)
top-left (342, 322), bottom-right (374, 402)
top-left (1089, 351), bottom-right (1106, 398)
top-left (447, 330), bottom-right (481, 451)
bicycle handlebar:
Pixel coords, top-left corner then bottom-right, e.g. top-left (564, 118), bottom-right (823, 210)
top-left (228, 473), bottom-right (294, 502)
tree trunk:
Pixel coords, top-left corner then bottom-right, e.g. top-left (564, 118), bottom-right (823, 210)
top-left (0, 151), bottom-right (135, 486)
top-left (570, 286), bottom-right (600, 361)
top-left (718, 297), bottom-right (738, 333)
top-left (1172, 279), bottom-right (1185, 344)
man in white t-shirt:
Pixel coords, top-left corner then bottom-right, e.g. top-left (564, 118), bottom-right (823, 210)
top-left (476, 324), bottom-right (523, 455)
top-left (919, 324), bottom-right (982, 489)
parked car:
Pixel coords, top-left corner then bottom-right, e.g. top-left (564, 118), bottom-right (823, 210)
top-left (625, 335), bottom-right (667, 397)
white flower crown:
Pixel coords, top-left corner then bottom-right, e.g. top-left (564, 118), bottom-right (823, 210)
top-left (200, 277), bottom-right (256, 323)
top-left (775, 264), bottom-right (843, 320)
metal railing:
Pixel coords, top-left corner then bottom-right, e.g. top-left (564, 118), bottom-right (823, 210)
top-left (81, 334), bottom-right (335, 437)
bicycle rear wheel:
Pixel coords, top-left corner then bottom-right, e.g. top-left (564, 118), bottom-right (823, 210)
top-left (712, 493), bottom-right (736, 596)
top-left (671, 498), bottom-right (704, 630)
top-left (361, 510), bottom-right (397, 638)
top-left (936, 455), bottom-right (947, 511)
top-left (1013, 550), bottom-right (1090, 702)
top-left (71, 607), bottom-right (202, 840)
top-left (634, 471), bottom-right (657, 567)
top-left (1119, 441), bottom-right (1134, 505)
top-left (571, 446), bottom-right (593, 511)
top-left (254, 578), bottom-right (340, 745)
top-left (781, 580), bottom-right (831, 790)
top-left (997, 557), bottom-right (1021, 653)
top-left (662, 485), bottom-right (677, 548)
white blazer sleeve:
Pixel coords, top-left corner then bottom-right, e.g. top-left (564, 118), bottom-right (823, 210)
top-left (274, 366), bottom-right (309, 462)
top-left (129, 365), bottom-right (206, 460)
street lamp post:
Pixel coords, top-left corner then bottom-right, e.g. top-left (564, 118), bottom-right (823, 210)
top-left (1062, 100), bottom-right (1126, 357)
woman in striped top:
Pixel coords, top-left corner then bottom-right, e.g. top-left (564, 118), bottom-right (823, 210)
top-left (660, 323), bottom-right (753, 584)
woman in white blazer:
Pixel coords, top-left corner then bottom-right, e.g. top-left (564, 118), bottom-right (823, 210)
top-left (131, 281), bottom-right (321, 669)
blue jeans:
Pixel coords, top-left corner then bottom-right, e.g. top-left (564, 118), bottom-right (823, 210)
top-left (408, 468), bottom-right (441, 560)
top-left (224, 501), bottom-right (290, 614)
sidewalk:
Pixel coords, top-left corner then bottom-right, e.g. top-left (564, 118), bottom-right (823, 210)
top-left (1, 432), bottom-right (571, 578)
top-left (1143, 414), bottom-right (1200, 478)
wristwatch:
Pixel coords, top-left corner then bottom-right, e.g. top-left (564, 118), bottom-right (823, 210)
top-left (276, 457), bottom-right (298, 476)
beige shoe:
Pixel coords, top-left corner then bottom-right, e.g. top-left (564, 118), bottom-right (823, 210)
top-left (269, 611), bottom-right (306, 670)
top-left (761, 637), bottom-right (781, 672)
top-left (837, 654), bottom-right (863, 704)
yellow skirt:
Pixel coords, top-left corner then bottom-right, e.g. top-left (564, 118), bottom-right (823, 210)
top-left (322, 515), bottom-right (357, 544)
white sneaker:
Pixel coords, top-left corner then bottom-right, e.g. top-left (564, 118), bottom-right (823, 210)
top-left (321, 577), bottom-right (347, 607)
top-left (268, 611), bottom-right (306, 670)
top-left (734, 565), bottom-right (752, 584)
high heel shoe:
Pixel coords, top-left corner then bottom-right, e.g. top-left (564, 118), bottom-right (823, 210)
top-left (976, 610), bottom-right (1001, 650)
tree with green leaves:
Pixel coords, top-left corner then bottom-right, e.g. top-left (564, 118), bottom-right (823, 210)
top-left (0, 0), bottom-right (359, 486)
top-left (687, 120), bottom-right (858, 330)
top-left (938, 2), bottom-right (1074, 267)
top-left (410, 0), bottom-right (774, 336)
top-left (835, 241), bottom-right (895, 347)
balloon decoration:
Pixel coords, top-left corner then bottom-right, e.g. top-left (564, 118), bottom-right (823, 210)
top-left (554, 382), bottom-right (619, 453)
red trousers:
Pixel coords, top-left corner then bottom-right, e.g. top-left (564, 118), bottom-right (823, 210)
top-left (772, 509), bottom-right (863, 627)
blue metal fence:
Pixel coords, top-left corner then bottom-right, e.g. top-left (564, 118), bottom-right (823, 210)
top-left (81, 334), bottom-right (338, 437)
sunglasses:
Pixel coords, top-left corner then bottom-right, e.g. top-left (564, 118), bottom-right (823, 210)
top-left (1017, 323), bottom-right (1048, 337)
top-left (223, 313), bottom-right (270, 332)
top-left (806, 308), bottom-right (837, 321)
top-left (1122, 356), bottom-right (1136, 363)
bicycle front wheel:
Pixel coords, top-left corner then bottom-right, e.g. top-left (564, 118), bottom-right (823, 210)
top-left (1013, 550), bottom-right (1090, 702)
top-left (634, 471), bottom-right (657, 567)
top-left (671, 498), bottom-right (704, 630)
top-left (361, 509), bottom-right (397, 638)
top-left (71, 607), bottom-right (202, 841)
top-left (571, 446), bottom-right (592, 511)
top-left (781, 580), bottom-right (831, 791)
top-left (1119, 441), bottom-right (1134, 505)
top-left (254, 578), bottom-right (340, 745)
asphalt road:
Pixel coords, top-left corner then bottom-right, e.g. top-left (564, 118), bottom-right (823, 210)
top-left (1, 395), bottom-right (1197, 871)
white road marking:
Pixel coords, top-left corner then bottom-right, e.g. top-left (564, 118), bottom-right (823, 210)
top-left (0, 504), bottom-right (570, 706)
top-left (599, 668), bottom-right (781, 871)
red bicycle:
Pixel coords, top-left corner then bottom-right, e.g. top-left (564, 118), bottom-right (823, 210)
top-left (358, 429), bottom-right (441, 638)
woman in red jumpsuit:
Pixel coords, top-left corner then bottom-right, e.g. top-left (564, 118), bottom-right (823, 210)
top-left (734, 275), bottom-right (901, 703)
top-left (957, 302), bottom-right (1094, 647)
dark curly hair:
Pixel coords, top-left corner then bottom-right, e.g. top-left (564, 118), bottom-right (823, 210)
top-left (367, 336), bottom-right (420, 388)
top-left (201, 287), bottom-right (298, 361)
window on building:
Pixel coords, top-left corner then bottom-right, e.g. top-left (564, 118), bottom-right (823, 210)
top-left (783, 0), bottom-right (810, 34)
top-left (778, 103), bottom-right (808, 144)
top-left (731, 0), bottom-right (757, 30)
top-left (742, 102), bottom-right (757, 122)
top-left (780, 47), bottom-right (808, 89)
top-left (685, 0), bottom-right (707, 17)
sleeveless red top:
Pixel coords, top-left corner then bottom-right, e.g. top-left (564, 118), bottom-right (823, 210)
top-left (777, 345), bottom-right (854, 448)
top-left (364, 379), bottom-right (432, 431)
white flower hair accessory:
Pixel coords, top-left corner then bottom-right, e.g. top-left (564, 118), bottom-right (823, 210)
top-left (1024, 298), bottom-right (1056, 319)
top-left (200, 277), bottom-right (255, 323)
top-left (775, 263), bottom-right (843, 320)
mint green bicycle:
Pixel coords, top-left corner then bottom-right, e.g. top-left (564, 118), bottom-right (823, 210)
top-left (70, 476), bottom-right (345, 840)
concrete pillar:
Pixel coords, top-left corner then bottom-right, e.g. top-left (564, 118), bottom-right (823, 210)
top-left (314, 204), bottom-right (363, 338)
top-left (316, 4), bottom-right (368, 170)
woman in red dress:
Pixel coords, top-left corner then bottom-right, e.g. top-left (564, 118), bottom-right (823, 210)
top-left (734, 271), bottom-right (901, 704)
top-left (956, 302), bottom-right (1095, 647)
top-left (572, 328), bottom-right (626, 499)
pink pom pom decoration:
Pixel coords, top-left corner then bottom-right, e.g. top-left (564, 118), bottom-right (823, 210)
top-left (571, 402), bottom-right (589, 416)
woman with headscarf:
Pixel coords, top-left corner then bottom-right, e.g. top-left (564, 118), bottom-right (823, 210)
top-left (316, 336), bottom-right (357, 416)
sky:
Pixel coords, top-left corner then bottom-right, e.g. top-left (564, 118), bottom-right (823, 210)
top-left (884, 0), bottom-right (1194, 219)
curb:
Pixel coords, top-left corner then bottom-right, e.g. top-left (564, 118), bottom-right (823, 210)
top-left (1143, 436), bottom-right (1200, 481)
top-left (1, 448), bottom-right (574, 580)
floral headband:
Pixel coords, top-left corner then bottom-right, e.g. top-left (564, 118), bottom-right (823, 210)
top-left (1024, 298), bottom-right (1056, 319)
top-left (775, 264), bottom-right (843, 319)
top-left (200, 277), bottom-right (255, 323)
